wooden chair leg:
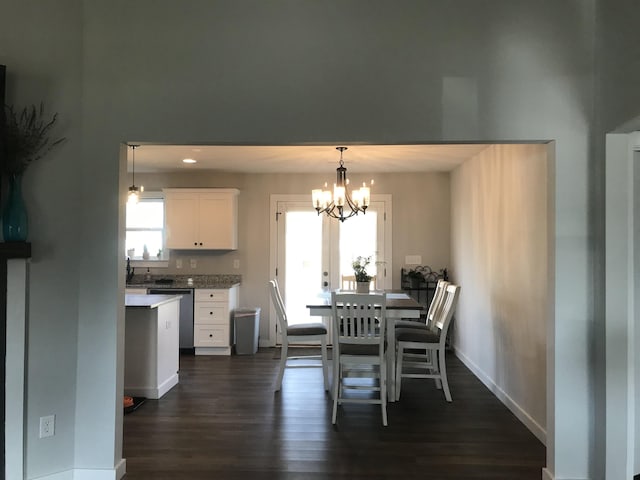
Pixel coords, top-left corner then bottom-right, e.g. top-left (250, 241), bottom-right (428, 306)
top-left (332, 362), bottom-right (340, 424)
top-left (395, 343), bottom-right (404, 401)
top-left (381, 360), bottom-right (388, 426)
top-left (275, 341), bottom-right (288, 391)
top-left (321, 337), bottom-right (329, 392)
top-left (439, 347), bottom-right (452, 402)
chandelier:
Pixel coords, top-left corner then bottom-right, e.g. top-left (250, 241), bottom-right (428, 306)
top-left (127, 144), bottom-right (144, 205)
top-left (311, 147), bottom-right (372, 222)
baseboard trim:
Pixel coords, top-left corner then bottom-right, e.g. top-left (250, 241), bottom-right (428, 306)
top-left (34, 462), bottom-right (126, 480)
top-left (115, 458), bottom-right (127, 479)
top-left (453, 347), bottom-right (547, 445)
top-left (125, 373), bottom-right (179, 399)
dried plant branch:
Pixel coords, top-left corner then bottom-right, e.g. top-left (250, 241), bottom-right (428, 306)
top-left (3, 102), bottom-right (66, 174)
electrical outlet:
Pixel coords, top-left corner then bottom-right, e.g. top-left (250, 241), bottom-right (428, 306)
top-left (176, 259), bottom-right (183, 269)
top-left (39, 415), bottom-right (55, 438)
top-left (233, 259), bottom-right (240, 269)
top-left (190, 259), bottom-right (197, 269)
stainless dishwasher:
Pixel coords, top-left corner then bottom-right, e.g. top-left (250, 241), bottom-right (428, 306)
top-left (147, 288), bottom-right (194, 353)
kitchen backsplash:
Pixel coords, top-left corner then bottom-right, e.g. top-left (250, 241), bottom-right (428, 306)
top-left (139, 249), bottom-right (243, 276)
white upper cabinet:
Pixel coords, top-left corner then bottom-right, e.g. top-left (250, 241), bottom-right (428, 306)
top-left (164, 188), bottom-right (239, 250)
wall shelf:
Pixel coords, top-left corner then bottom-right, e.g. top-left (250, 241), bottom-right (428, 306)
top-left (0, 242), bottom-right (31, 259)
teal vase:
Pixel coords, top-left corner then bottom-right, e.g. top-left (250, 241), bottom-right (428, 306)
top-left (3, 173), bottom-right (28, 242)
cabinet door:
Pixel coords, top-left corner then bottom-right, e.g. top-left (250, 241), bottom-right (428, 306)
top-left (165, 193), bottom-right (199, 249)
top-left (198, 193), bottom-right (238, 250)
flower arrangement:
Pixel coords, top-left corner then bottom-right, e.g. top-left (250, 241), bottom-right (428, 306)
top-left (3, 103), bottom-right (65, 174)
top-left (352, 255), bottom-right (373, 283)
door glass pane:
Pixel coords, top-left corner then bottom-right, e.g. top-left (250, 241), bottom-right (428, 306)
top-left (339, 211), bottom-right (378, 280)
top-left (284, 211), bottom-right (323, 323)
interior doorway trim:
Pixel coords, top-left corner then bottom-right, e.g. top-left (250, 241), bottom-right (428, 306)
top-left (604, 130), bottom-right (640, 478)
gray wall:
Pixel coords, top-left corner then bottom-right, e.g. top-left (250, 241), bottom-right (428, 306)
top-left (1, 1), bottom-right (625, 478)
top-left (0, 1), bottom-right (82, 477)
top-left (451, 144), bottom-right (548, 441)
top-left (138, 170), bottom-right (451, 343)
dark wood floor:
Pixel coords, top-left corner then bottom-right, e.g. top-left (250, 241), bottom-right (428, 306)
top-left (123, 348), bottom-right (545, 479)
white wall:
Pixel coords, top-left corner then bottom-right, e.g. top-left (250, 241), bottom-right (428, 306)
top-left (596, 1), bottom-right (640, 477)
top-left (137, 170), bottom-right (451, 343)
top-left (451, 144), bottom-right (548, 442)
top-left (0, 1), bottom-right (610, 478)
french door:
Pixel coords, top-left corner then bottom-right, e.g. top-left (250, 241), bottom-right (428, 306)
top-left (269, 194), bottom-right (392, 345)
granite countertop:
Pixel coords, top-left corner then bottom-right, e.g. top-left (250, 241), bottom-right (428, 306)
top-left (126, 274), bottom-right (241, 290)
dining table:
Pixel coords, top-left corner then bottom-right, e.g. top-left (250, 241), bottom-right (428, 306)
top-left (306, 290), bottom-right (424, 402)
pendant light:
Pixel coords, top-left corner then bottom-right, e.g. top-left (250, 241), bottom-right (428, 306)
top-left (311, 147), bottom-right (373, 222)
top-left (127, 144), bottom-right (143, 205)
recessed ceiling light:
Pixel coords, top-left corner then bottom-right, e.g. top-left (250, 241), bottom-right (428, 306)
top-left (183, 158), bottom-right (197, 164)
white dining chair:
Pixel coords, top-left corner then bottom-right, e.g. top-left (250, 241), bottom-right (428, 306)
top-left (341, 275), bottom-right (378, 292)
top-left (341, 275), bottom-right (357, 291)
top-left (268, 279), bottom-right (329, 392)
top-left (331, 292), bottom-right (388, 426)
top-left (394, 279), bottom-right (449, 331)
top-left (394, 284), bottom-right (461, 402)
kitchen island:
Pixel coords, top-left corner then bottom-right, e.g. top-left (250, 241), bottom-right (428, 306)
top-left (125, 294), bottom-right (182, 399)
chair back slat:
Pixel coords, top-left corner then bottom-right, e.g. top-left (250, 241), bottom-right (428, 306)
top-left (268, 279), bottom-right (288, 330)
top-left (432, 284), bottom-right (461, 342)
top-left (426, 279), bottom-right (449, 329)
top-left (331, 293), bottom-right (386, 346)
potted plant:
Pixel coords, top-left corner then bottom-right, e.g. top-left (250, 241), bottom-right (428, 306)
top-left (352, 255), bottom-right (373, 293)
top-left (2, 103), bottom-right (65, 241)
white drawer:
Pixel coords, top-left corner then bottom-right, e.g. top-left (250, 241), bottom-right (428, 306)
top-left (194, 325), bottom-right (230, 347)
top-left (194, 304), bottom-right (228, 324)
top-left (195, 289), bottom-right (228, 302)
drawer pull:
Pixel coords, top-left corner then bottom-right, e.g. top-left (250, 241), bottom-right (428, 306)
top-left (209, 311), bottom-right (213, 315)
top-left (209, 334), bottom-right (213, 338)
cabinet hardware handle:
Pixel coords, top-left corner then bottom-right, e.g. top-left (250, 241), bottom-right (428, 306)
top-left (209, 312), bottom-right (213, 315)
top-left (194, 242), bottom-right (197, 246)
top-left (209, 334), bottom-right (213, 337)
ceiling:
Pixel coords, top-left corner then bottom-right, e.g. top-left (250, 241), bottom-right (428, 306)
top-left (129, 143), bottom-right (492, 174)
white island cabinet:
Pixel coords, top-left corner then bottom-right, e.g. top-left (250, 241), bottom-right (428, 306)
top-left (124, 294), bottom-right (181, 399)
top-left (164, 188), bottom-right (239, 250)
top-left (194, 285), bottom-right (238, 355)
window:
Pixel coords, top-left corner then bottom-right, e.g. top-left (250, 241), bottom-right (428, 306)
top-left (126, 193), bottom-right (166, 262)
